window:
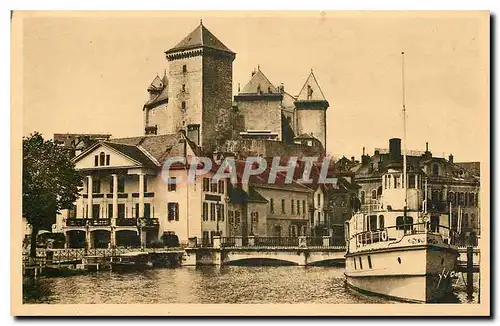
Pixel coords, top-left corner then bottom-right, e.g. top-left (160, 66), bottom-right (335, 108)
top-left (182, 84), bottom-right (186, 92)
top-left (353, 257), bottom-right (357, 270)
top-left (94, 155), bottom-right (98, 166)
top-left (135, 203), bottom-right (139, 219)
top-left (369, 215), bottom-right (377, 231)
top-left (115, 177), bottom-right (124, 193)
top-left (291, 200), bottom-right (295, 214)
top-left (430, 215), bottom-right (439, 232)
top-left (396, 216), bottom-right (405, 230)
top-left (384, 175), bottom-right (388, 189)
top-left (210, 203), bottom-right (216, 221)
top-left (469, 193), bottom-right (475, 207)
top-left (203, 202), bottom-right (209, 221)
top-left (281, 199), bottom-right (286, 213)
top-left (371, 189), bottom-right (377, 200)
top-left (270, 198), bottom-right (274, 213)
top-left (367, 256), bottom-right (372, 269)
top-left (168, 177), bottom-right (177, 192)
top-left (302, 200), bottom-right (306, 214)
top-left (252, 212), bottom-right (259, 224)
top-left (106, 155), bottom-right (110, 166)
top-left (317, 211), bottom-right (321, 224)
top-left (433, 164), bottom-right (439, 177)
top-left (317, 193), bottom-right (321, 206)
top-left (379, 215), bottom-right (385, 229)
top-left (297, 200), bottom-right (300, 215)
top-left (182, 64), bottom-right (187, 73)
top-left (108, 204), bottom-right (113, 218)
top-left (218, 180), bottom-right (224, 194)
top-left (143, 176), bottom-right (148, 193)
top-left (168, 203), bottom-right (179, 221)
top-left (109, 178), bottom-right (114, 193)
top-left (203, 231), bottom-right (209, 243)
top-left (210, 231), bottom-right (216, 243)
top-left (210, 181), bottom-right (217, 193)
top-left (360, 191), bottom-right (365, 205)
top-left (118, 204), bottom-right (125, 218)
top-left (92, 178), bottom-right (101, 194)
top-left (203, 178), bottom-right (210, 192)
top-left (181, 101), bottom-right (186, 111)
top-left (358, 256), bottom-right (363, 269)
top-left (99, 152), bottom-right (105, 166)
top-left (235, 211), bottom-right (241, 225)
top-left (92, 204), bottom-right (100, 219)
top-left (408, 175), bottom-right (415, 188)
top-left (228, 211), bottom-right (234, 224)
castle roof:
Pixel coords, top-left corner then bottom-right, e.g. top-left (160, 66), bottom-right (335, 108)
top-left (144, 73), bottom-right (169, 109)
top-left (296, 70), bottom-right (328, 103)
top-left (165, 22), bottom-right (234, 55)
top-left (239, 67), bottom-right (278, 94)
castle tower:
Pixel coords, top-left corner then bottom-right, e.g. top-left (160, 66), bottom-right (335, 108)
top-left (144, 21), bottom-right (235, 151)
top-left (233, 67), bottom-right (284, 141)
top-left (294, 70), bottom-right (329, 149)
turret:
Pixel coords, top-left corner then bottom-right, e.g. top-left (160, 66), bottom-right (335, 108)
top-left (294, 69), bottom-right (329, 149)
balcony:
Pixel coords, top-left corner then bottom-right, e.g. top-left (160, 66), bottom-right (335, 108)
top-left (139, 218), bottom-right (159, 229)
top-left (116, 218), bottom-right (138, 227)
top-left (90, 218), bottom-right (111, 226)
top-left (66, 219), bottom-right (86, 227)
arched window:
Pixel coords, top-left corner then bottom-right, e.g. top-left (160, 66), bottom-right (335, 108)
top-left (396, 216), bottom-right (405, 230)
top-left (99, 152), bottom-right (105, 166)
top-left (404, 216), bottom-right (414, 231)
top-left (371, 189), bottom-right (377, 200)
top-left (447, 191), bottom-right (454, 203)
top-left (360, 191), bottom-right (365, 205)
top-left (432, 164), bottom-right (439, 177)
top-left (387, 175), bottom-right (392, 189)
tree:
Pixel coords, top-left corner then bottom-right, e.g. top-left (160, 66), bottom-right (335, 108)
top-left (23, 132), bottom-right (82, 257)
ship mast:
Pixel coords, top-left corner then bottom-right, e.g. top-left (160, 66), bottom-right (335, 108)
top-left (401, 51), bottom-right (408, 215)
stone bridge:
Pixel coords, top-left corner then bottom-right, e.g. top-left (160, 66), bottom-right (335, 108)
top-left (183, 236), bottom-right (346, 266)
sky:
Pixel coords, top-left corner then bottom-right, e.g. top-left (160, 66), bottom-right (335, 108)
top-left (20, 11), bottom-right (489, 162)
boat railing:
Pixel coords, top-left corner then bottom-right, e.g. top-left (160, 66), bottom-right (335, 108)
top-left (350, 222), bottom-right (459, 249)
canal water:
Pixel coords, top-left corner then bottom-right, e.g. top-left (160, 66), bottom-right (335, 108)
top-left (23, 266), bottom-right (479, 304)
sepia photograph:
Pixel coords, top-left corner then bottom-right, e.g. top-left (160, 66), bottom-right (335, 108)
top-left (11, 10), bottom-right (490, 316)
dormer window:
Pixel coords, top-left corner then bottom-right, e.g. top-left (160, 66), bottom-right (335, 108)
top-left (432, 164), bottom-right (439, 177)
top-left (307, 85), bottom-right (313, 99)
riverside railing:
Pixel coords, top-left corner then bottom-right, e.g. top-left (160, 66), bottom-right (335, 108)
top-left (214, 236), bottom-right (346, 249)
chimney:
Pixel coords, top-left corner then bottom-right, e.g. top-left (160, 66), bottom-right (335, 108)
top-left (389, 138), bottom-right (402, 162)
top-left (279, 83), bottom-right (285, 93)
top-left (374, 149), bottom-right (380, 155)
top-left (351, 156), bottom-right (355, 163)
top-left (449, 154), bottom-right (454, 164)
top-left (361, 147), bottom-right (370, 165)
top-left (424, 141), bottom-right (432, 158)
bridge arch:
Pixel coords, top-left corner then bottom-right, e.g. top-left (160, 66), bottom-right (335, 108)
top-left (224, 257), bottom-right (299, 266)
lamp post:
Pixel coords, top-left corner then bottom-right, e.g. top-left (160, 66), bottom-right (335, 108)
top-left (216, 199), bottom-right (221, 236)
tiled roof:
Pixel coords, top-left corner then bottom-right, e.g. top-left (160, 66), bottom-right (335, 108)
top-left (107, 134), bottom-right (186, 165)
top-left (165, 22), bottom-right (234, 55)
top-left (144, 74), bottom-right (168, 108)
top-left (104, 142), bottom-right (158, 168)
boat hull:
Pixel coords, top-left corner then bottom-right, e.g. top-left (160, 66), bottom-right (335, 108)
top-left (345, 245), bottom-right (458, 303)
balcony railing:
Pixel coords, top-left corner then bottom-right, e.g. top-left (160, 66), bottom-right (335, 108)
top-left (116, 218), bottom-right (138, 227)
top-left (139, 218), bottom-right (159, 228)
top-left (90, 218), bottom-right (111, 226)
top-left (66, 219), bottom-right (86, 227)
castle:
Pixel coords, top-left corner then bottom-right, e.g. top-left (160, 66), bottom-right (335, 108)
top-left (143, 21), bottom-right (329, 157)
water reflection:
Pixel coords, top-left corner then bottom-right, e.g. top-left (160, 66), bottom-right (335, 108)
top-left (23, 266), bottom-right (478, 304)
